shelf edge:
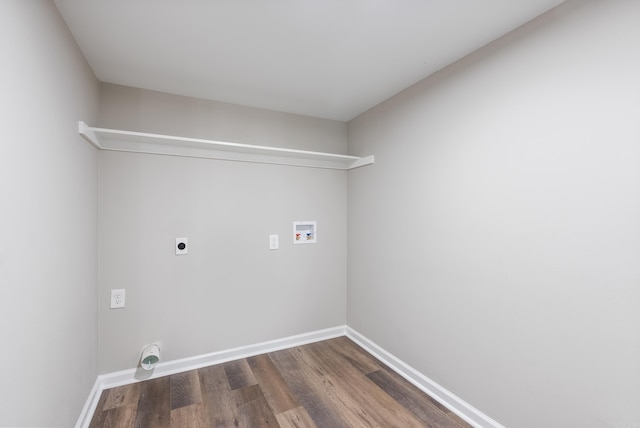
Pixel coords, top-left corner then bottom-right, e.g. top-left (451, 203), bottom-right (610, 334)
top-left (78, 121), bottom-right (374, 171)
top-left (347, 155), bottom-right (375, 170)
top-left (78, 121), bottom-right (102, 149)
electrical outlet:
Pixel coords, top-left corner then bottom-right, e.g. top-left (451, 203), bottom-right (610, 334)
top-left (176, 237), bottom-right (188, 255)
top-left (110, 289), bottom-right (125, 309)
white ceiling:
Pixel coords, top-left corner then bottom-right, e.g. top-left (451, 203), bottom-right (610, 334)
top-left (54, 0), bottom-right (565, 121)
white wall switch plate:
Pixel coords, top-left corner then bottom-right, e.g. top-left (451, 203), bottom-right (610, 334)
top-left (110, 289), bottom-right (125, 309)
top-left (269, 234), bottom-right (279, 250)
top-left (176, 237), bottom-right (188, 255)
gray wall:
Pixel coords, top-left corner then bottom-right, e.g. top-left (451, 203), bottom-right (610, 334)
top-left (98, 85), bottom-right (347, 373)
top-left (0, 1), bottom-right (100, 426)
top-left (347, 1), bottom-right (640, 427)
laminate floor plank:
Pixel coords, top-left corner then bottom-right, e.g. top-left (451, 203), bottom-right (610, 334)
top-left (102, 383), bottom-right (140, 410)
top-left (232, 384), bottom-right (280, 427)
top-left (269, 348), bottom-right (351, 428)
top-left (377, 363), bottom-right (470, 427)
top-left (170, 403), bottom-right (207, 428)
top-left (285, 345), bottom-right (369, 426)
top-left (88, 389), bottom-right (110, 428)
top-left (275, 406), bottom-right (317, 428)
top-left (198, 364), bottom-right (239, 427)
top-left (247, 353), bottom-right (299, 414)
top-left (367, 369), bottom-right (465, 428)
top-left (314, 339), bottom-right (470, 427)
top-left (134, 376), bottom-right (170, 428)
top-left (89, 337), bottom-right (473, 428)
top-left (224, 358), bottom-right (258, 390)
top-left (98, 404), bottom-right (137, 428)
top-left (323, 336), bottom-right (382, 375)
top-left (294, 342), bottom-right (428, 427)
top-left (170, 370), bottom-right (202, 410)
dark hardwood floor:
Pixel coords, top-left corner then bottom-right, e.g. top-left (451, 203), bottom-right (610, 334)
top-left (89, 336), bottom-right (470, 427)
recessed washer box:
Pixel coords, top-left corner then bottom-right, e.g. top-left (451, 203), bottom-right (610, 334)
top-left (293, 221), bottom-right (316, 244)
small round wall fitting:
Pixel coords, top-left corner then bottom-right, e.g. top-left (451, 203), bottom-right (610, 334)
top-left (140, 344), bottom-right (160, 371)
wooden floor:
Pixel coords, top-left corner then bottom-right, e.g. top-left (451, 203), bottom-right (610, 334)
top-left (89, 337), bottom-right (470, 428)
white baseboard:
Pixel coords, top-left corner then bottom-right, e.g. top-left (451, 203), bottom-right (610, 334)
top-left (74, 376), bottom-right (103, 428)
top-left (77, 325), bottom-right (501, 428)
top-left (345, 327), bottom-right (504, 428)
top-left (75, 326), bottom-right (346, 428)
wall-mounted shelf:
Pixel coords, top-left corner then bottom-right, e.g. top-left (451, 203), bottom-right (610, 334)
top-left (78, 122), bottom-right (374, 170)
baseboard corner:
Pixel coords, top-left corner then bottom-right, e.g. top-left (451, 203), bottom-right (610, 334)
top-left (74, 376), bottom-right (103, 428)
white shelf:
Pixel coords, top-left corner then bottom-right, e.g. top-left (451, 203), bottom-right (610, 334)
top-left (78, 122), bottom-right (374, 170)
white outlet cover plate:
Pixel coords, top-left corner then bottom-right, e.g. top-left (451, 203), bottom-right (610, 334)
top-left (111, 289), bottom-right (125, 309)
top-left (176, 237), bottom-right (188, 255)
